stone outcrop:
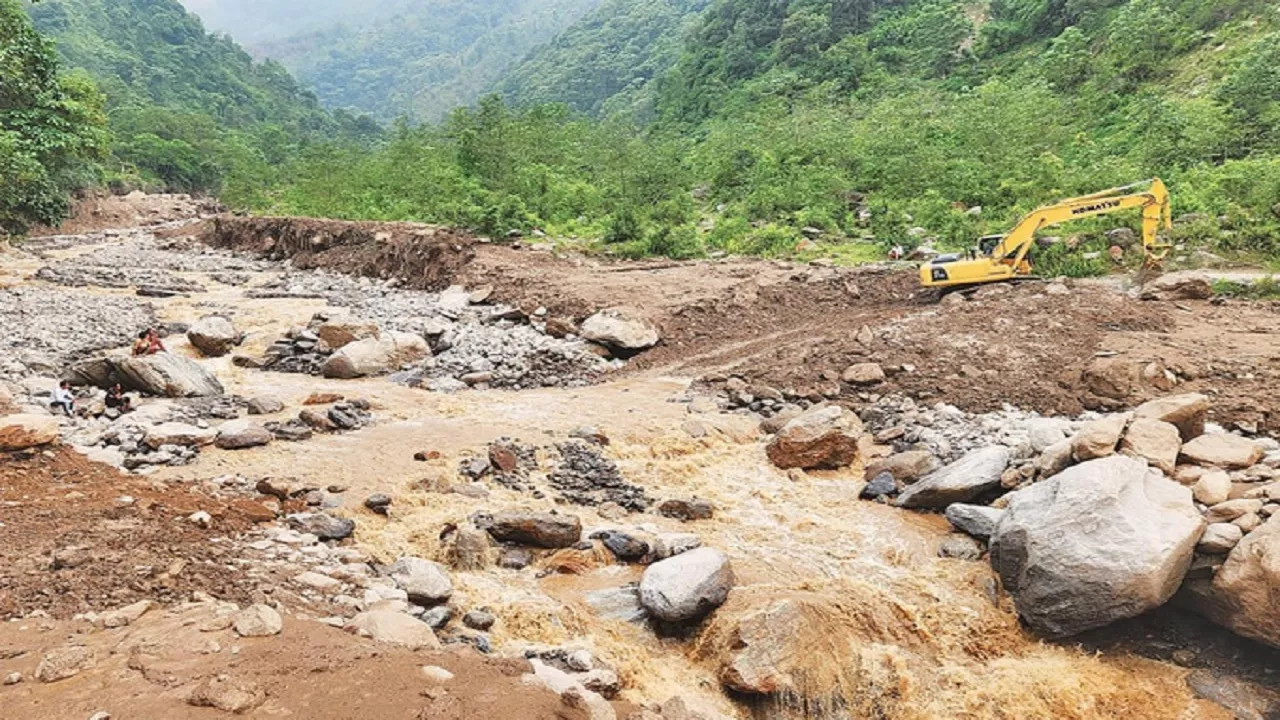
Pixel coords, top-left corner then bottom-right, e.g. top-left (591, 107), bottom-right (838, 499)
top-left (117, 354), bottom-right (224, 397)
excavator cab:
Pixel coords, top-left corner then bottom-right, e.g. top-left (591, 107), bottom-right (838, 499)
top-left (919, 179), bottom-right (1172, 290)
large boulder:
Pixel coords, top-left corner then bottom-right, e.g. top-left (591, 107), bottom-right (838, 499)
top-left (765, 405), bottom-right (863, 470)
top-left (639, 547), bottom-right (734, 623)
top-left (1133, 394), bottom-right (1209, 441)
top-left (0, 414), bottom-right (59, 450)
top-left (579, 307), bottom-right (659, 351)
top-left (1179, 515), bottom-right (1280, 648)
top-left (143, 422), bottom-right (217, 449)
top-left (117, 353), bottom-right (224, 397)
top-left (1072, 413), bottom-right (1130, 461)
top-left (1118, 417), bottom-right (1181, 474)
top-left (345, 610), bottom-right (440, 650)
top-left (896, 446), bottom-right (1010, 509)
top-left (388, 557), bottom-right (453, 605)
top-left (321, 332), bottom-right (430, 379)
top-left (1180, 433), bottom-right (1264, 469)
top-left (485, 510), bottom-right (582, 548)
top-left (990, 456), bottom-right (1203, 637)
top-left (187, 315), bottom-right (241, 357)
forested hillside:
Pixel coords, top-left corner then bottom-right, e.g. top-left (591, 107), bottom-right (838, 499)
top-left (217, 0), bottom-right (604, 122)
top-left (22, 0), bottom-right (375, 202)
top-left (496, 0), bottom-right (711, 119)
top-left (246, 0), bottom-right (1280, 267)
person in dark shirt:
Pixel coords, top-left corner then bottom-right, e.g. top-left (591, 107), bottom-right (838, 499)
top-left (105, 383), bottom-right (132, 413)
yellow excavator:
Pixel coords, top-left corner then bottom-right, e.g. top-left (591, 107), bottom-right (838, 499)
top-left (919, 178), bottom-right (1172, 289)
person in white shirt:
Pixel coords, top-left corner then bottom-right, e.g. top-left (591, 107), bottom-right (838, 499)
top-left (51, 381), bottom-right (75, 417)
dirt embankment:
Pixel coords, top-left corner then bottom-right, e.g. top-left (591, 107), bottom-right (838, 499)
top-left (26, 192), bottom-right (221, 237)
top-left (203, 216), bottom-right (477, 292)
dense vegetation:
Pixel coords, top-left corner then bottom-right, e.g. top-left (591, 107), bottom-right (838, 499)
top-left (22, 0), bottom-right (376, 203)
top-left (11, 0), bottom-right (1280, 270)
top-left (497, 0), bottom-right (711, 119)
top-left (0, 0), bottom-right (106, 233)
top-left (241, 0), bottom-right (1280, 266)
top-left (245, 0), bottom-right (604, 122)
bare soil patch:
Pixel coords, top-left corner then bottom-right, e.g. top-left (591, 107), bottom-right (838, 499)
top-left (0, 449), bottom-right (266, 619)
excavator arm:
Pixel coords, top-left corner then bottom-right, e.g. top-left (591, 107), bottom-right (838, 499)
top-left (921, 179), bottom-right (1172, 289)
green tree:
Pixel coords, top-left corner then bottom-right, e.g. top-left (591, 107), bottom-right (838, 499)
top-left (0, 0), bottom-right (106, 234)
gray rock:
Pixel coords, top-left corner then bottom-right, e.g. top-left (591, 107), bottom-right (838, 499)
top-left (1025, 418), bottom-right (1071, 453)
top-left (462, 609), bottom-right (496, 631)
top-left (364, 493), bottom-right (392, 515)
top-left (639, 547), bottom-right (734, 623)
top-left (897, 446), bottom-right (1010, 509)
top-left (596, 531), bottom-right (650, 561)
top-left (187, 315), bottom-right (241, 357)
top-left (214, 420), bottom-right (273, 450)
top-left (345, 610), bottom-right (440, 650)
top-left (321, 332), bottom-right (431, 379)
top-left (860, 471), bottom-right (897, 499)
top-left (939, 534), bottom-right (984, 561)
top-left (287, 512), bottom-right (355, 541)
top-left (389, 557), bottom-right (453, 605)
top-left (579, 307), bottom-right (659, 350)
top-left (421, 605), bottom-right (452, 629)
top-left (584, 585), bottom-right (647, 624)
top-left (945, 503), bottom-right (1005, 541)
top-left (990, 456), bottom-right (1203, 637)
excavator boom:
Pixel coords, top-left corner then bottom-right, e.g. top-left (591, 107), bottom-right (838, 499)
top-left (920, 179), bottom-right (1172, 289)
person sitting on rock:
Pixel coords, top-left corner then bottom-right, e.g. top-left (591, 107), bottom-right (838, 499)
top-left (105, 383), bottom-right (133, 413)
top-left (50, 381), bottom-right (75, 417)
top-left (132, 328), bottom-right (164, 356)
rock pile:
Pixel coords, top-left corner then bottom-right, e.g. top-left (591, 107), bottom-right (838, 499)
top-left (875, 391), bottom-right (1280, 648)
top-left (549, 442), bottom-right (652, 511)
